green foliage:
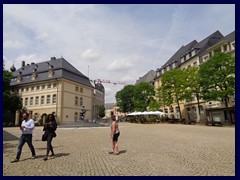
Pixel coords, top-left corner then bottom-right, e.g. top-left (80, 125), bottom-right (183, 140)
top-left (161, 69), bottom-right (183, 105)
top-left (3, 70), bottom-right (23, 125)
top-left (116, 85), bottom-right (135, 113)
top-left (199, 52), bottom-right (235, 104)
top-left (148, 99), bottom-right (160, 111)
top-left (3, 70), bottom-right (13, 92)
top-left (134, 82), bottom-right (155, 111)
top-left (98, 105), bottom-right (105, 118)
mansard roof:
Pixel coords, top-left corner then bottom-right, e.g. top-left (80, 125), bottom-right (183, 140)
top-left (10, 57), bottom-right (94, 88)
top-left (135, 70), bottom-right (156, 85)
top-left (160, 40), bottom-right (198, 70)
top-left (157, 30), bottom-right (224, 72)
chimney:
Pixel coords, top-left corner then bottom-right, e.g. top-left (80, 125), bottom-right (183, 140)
top-left (51, 57), bottom-right (56, 60)
top-left (21, 61), bottom-right (25, 68)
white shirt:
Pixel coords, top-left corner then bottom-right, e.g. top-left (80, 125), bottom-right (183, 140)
top-left (21, 118), bottom-right (35, 134)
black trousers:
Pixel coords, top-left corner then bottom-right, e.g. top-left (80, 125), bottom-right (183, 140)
top-left (46, 134), bottom-right (54, 156)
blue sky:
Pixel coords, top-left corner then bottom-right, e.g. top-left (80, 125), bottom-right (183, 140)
top-left (3, 4), bottom-right (235, 103)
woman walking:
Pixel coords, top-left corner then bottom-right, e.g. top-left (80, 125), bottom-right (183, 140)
top-left (43, 113), bottom-right (57, 161)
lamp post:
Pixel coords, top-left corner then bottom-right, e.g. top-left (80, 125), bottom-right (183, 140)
top-left (208, 102), bottom-right (213, 125)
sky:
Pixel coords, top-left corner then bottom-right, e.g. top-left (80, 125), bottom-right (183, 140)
top-left (3, 4), bottom-right (235, 103)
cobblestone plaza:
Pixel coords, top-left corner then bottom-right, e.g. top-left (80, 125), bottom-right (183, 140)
top-left (3, 123), bottom-right (235, 176)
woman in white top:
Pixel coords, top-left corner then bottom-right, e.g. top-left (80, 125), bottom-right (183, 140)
top-left (110, 115), bottom-right (120, 155)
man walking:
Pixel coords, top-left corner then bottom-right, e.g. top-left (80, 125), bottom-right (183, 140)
top-left (11, 112), bottom-right (36, 163)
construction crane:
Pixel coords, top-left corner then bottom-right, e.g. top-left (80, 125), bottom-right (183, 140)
top-left (94, 79), bottom-right (127, 85)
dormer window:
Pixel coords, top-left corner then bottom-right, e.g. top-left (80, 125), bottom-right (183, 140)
top-left (32, 72), bottom-right (38, 80)
top-left (17, 75), bottom-right (22, 82)
top-left (172, 61), bottom-right (176, 68)
top-left (48, 69), bottom-right (54, 77)
top-left (181, 56), bottom-right (185, 63)
top-left (191, 49), bottom-right (196, 56)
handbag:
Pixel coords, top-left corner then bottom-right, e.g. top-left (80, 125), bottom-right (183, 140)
top-left (52, 131), bottom-right (57, 137)
top-left (42, 133), bottom-right (47, 141)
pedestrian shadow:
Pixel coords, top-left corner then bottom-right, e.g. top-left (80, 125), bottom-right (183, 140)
top-left (3, 130), bottom-right (19, 141)
top-left (19, 153), bottom-right (70, 162)
top-left (35, 145), bottom-right (63, 150)
top-left (119, 150), bottom-right (127, 154)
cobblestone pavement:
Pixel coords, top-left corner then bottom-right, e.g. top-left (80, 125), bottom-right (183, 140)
top-left (3, 123), bottom-right (235, 176)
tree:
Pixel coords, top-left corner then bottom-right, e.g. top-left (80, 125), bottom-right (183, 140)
top-left (182, 66), bottom-right (202, 119)
top-left (3, 69), bottom-right (22, 126)
top-left (116, 85), bottom-right (135, 113)
top-left (98, 105), bottom-right (105, 118)
top-left (148, 99), bottom-right (160, 111)
top-left (161, 69), bottom-right (185, 119)
top-left (134, 82), bottom-right (154, 111)
top-left (199, 52), bottom-right (235, 107)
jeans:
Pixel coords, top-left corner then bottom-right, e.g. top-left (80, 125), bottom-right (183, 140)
top-left (16, 134), bottom-right (36, 160)
top-left (46, 133), bottom-right (54, 156)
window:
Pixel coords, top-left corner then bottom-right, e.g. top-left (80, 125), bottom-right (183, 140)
top-left (203, 55), bottom-right (209, 62)
top-left (75, 96), bottom-right (78, 106)
top-left (35, 96), bottom-right (39, 105)
top-left (231, 42), bottom-right (235, 50)
top-left (75, 86), bottom-right (79, 92)
top-left (172, 62), bottom-right (176, 68)
top-left (42, 85), bottom-right (45, 90)
top-left (53, 83), bottom-right (57, 88)
top-left (25, 98), bottom-right (28, 106)
top-left (223, 45), bottom-right (228, 52)
top-left (80, 88), bottom-right (83, 93)
top-left (191, 50), bottom-right (196, 56)
top-left (30, 97), bottom-right (33, 105)
top-left (193, 62), bottom-right (197, 67)
top-left (47, 95), bottom-right (51, 104)
top-left (47, 84), bottom-right (51, 89)
top-left (41, 96), bottom-right (45, 105)
top-left (181, 57), bottom-right (185, 63)
top-left (26, 87), bottom-right (29, 92)
top-left (31, 87), bottom-right (34, 91)
top-left (80, 97), bottom-right (83, 106)
top-left (74, 112), bottom-right (78, 121)
top-left (36, 86), bottom-right (40, 90)
top-left (52, 94), bottom-right (56, 104)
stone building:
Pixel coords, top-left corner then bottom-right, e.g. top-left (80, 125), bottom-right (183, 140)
top-left (10, 57), bottom-right (105, 125)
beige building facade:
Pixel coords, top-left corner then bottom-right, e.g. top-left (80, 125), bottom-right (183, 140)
top-left (154, 30), bottom-right (235, 124)
top-left (10, 57), bottom-right (104, 125)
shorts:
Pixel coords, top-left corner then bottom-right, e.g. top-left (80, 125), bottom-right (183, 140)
top-left (113, 132), bottom-right (120, 142)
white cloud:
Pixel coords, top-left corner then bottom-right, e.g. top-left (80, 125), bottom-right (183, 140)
top-left (3, 40), bottom-right (26, 50)
top-left (3, 4), bottom-right (235, 103)
top-left (81, 49), bottom-right (101, 60)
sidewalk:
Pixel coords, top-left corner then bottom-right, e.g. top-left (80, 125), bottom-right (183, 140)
top-left (3, 123), bottom-right (235, 176)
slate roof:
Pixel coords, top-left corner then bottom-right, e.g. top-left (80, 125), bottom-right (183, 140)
top-left (10, 57), bottom-right (94, 88)
top-left (222, 31), bottom-right (235, 43)
top-left (135, 70), bottom-right (156, 85)
top-left (156, 30), bottom-right (224, 75)
top-left (95, 83), bottom-right (105, 92)
top-left (157, 40), bottom-right (198, 72)
top-left (206, 31), bottom-right (235, 51)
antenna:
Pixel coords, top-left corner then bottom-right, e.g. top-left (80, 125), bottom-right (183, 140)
top-left (88, 65), bottom-right (89, 78)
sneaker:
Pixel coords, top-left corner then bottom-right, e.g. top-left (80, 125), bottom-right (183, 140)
top-left (108, 151), bottom-right (114, 154)
top-left (31, 156), bottom-right (36, 159)
top-left (11, 159), bottom-right (19, 163)
top-left (49, 154), bottom-right (55, 157)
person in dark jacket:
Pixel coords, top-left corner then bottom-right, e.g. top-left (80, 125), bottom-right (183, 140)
top-left (43, 113), bottom-right (57, 161)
